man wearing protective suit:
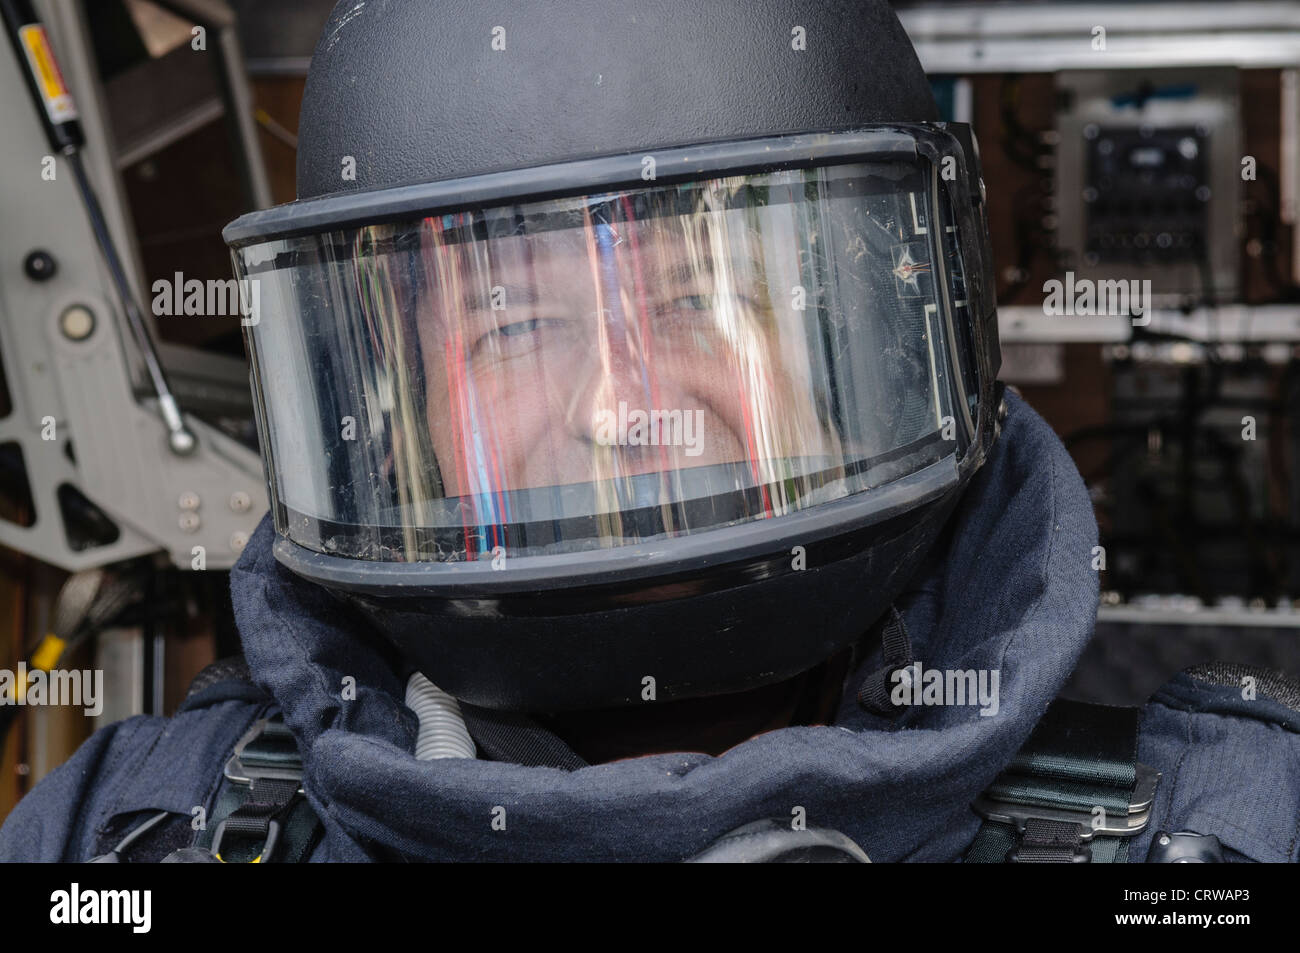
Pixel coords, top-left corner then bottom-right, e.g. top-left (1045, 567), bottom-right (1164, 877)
top-left (3, 0), bottom-right (1299, 863)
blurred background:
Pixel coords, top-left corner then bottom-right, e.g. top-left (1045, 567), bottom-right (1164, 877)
top-left (2, 0), bottom-right (1299, 821)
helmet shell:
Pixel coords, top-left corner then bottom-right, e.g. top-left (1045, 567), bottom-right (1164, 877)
top-left (296, 0), bottom-right (938, 198)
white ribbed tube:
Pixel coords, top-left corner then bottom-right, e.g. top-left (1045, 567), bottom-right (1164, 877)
top-left (405, 672), bottom-right (476, 760)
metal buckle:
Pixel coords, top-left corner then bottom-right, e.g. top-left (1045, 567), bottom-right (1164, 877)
top-left (972, 762), bottom-right (1161, 846)
top-left (210, 817), bottom-right (281, 864)
top-left (223, 717), bottom-right (305, 793)
top-left (212, 718), bottom-right (302, 863)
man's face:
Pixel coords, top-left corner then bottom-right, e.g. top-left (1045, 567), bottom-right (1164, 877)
top-left (414, 204), bottom-right (835, 499)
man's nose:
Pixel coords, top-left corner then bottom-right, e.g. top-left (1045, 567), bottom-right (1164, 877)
top-left (566, 335), bottom-right (658, 441)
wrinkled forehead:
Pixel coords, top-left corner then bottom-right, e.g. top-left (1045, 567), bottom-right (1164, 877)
top-left (450, 207), bottom-right (771, 298)
top-left (476, 216), bottom-right (708, 278)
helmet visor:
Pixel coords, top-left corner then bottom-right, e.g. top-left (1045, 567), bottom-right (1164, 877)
top-left (235, 157), bottom-right (980, 562)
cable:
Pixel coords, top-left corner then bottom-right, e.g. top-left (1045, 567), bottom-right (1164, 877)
top-left (998, 77), bottom-right (1046, 174)
top-left (88, 810), bottom-right (173, 862)
top-left (253, 107), bottom-right (298, 151)
top-left (1, 0), bottom-right (196, 455)
top-left (64, 151), bottom-right (196, 455)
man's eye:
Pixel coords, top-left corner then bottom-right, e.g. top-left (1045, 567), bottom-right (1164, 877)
top-left (654, 293), bottom-right (754, 323)
top-left (471, 317), bottom-right (562, 358)
top-left (675, 294), bottom-right (711, 311)
top-left (662, 292), bottom-right (753, 312)
top-left (497, 318), bottom-right (544, 337)
top-left (651, 295), bottom-right (709, 321)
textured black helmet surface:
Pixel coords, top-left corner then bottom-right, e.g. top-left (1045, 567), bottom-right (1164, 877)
top-left (297, 0), bottom-right (938, 199)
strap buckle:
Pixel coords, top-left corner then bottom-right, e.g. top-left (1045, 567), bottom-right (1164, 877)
top-left (208, 716), bottom-right (305, 863)
top-left (972, 762), bottom-right (1160, 861)
top-left (210, 817), bottom-right (281, 864)
top-left (223, 716), bottom-right (305, 793)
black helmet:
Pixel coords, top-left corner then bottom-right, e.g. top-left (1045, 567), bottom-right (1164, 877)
top-left (224, 0), bottom-right (1002, 710)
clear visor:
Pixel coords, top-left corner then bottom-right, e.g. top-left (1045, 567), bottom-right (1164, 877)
top-left (235, 158), bottom-right (979, 562)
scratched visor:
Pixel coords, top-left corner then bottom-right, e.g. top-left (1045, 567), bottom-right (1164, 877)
top-left (234, 160), bottom-right (982, 562)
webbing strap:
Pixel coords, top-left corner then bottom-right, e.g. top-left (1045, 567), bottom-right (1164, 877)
top-left (855, 606), bottom-right (914, 716)
top-left (193, 714), bottom-right (322, 863)
top-left (966, 699), bottom-right (1158, 863)
top-left (219, 778), bottom-right (297, 837)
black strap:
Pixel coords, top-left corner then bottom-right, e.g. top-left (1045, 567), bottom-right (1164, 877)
top-left (216, 777), bottom-right (298, 845)
top-left (191, 714), bottom-right (322, 863)
top-left (855, 606), bottom-right (915, 716)
top-left (966, 699), bottom-right (1159, 863)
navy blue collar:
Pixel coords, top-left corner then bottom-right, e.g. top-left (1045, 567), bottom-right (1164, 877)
top-left (229, 391), bottom-right (1101, 861)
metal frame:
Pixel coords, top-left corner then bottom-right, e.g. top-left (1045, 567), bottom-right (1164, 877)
top-left (1283, 68), bottom-right (1300, 284)
top-left (897, 2), bottom-right (1300, 73)
top-left (0, 0), bottom-right (268, 570)
top-left (1099, 602), bottom-right (1300, 628)
top-left (998, 303), bottom-right (1300, 343)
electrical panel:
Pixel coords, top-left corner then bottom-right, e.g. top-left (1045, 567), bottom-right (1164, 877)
top-left (1056, 68), bottom-right (1242, 304)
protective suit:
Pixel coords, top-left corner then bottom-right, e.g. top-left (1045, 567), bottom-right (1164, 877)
top-left (4, 391), bottom-right (1297, 862)
top-left (4, 0), bottom-right (1299, 863)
